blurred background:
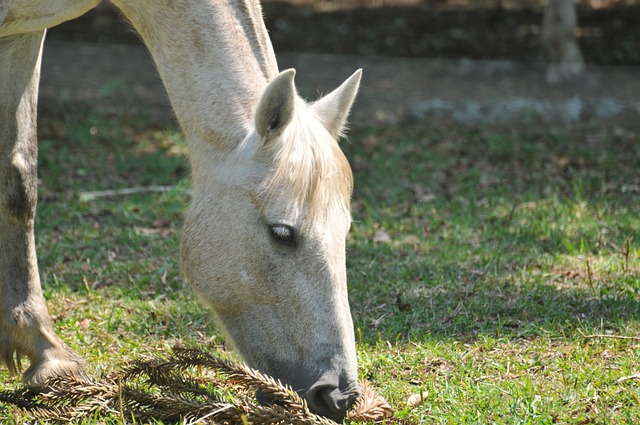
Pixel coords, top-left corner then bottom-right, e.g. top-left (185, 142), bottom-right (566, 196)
top-left (40, 0), bottom-right (640, 128)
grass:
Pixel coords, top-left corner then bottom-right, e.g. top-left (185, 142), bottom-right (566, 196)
top-left (1, 111), bottom-right (639, 424)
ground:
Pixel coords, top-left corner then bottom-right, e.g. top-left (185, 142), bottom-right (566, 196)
top-left (41, 0), bottom-right (640, 128)
top-left (48, 0), bottom-right (640, 64)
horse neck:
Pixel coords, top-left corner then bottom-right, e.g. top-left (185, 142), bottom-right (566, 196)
top-left (111, 0), bottom-right (278, 165)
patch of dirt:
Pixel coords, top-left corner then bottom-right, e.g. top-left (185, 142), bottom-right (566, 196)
top-left (47, 0), bottom-right (640, 65)
top-left (41, 1), bottom-right (640, 127)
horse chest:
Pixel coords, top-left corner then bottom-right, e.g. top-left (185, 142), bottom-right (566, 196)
top-left (0, 0), bottom-right (99, 37)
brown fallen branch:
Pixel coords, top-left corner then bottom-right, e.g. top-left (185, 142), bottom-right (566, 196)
top-left (78, 185), bottom-right (178, 201)
top-left (0, 346), bottom-right (402, 424)
top-left (577, 329), bottom-right (640, 341)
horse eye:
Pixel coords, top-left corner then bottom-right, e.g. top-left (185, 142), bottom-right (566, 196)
top-left (270, 224), bottom-right (294, 245)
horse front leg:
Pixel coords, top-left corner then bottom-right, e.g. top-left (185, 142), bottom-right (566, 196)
top-left (0, 31), bottom-right (86, 388)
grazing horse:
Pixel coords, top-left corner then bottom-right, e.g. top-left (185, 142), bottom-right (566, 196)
top-left (0, 0), bottom-right (362, 421)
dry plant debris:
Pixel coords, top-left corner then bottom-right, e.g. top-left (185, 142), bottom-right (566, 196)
top-left (0, 347), bottom-right (403, 424)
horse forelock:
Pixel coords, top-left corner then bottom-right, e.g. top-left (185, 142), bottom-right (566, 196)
top-left (260, 106), bottom-right (353, 219)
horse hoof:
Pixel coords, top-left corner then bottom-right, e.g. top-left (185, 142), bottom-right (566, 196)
top-left (23, 346), bottom-right (89, 390)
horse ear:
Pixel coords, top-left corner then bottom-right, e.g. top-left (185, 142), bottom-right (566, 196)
top-left (310, 69), bottom-right (362, 139)
top-left (256, 68), bottom-right (297, 138)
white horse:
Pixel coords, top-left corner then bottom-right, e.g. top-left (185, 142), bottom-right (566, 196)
top-left (0, 0), bottom-right (362, 421)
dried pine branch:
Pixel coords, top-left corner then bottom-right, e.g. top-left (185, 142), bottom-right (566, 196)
top-left (172, 347), bottom-right (310, 412)
top-left (39, 375), bottom-right (118, 405)
top-left (0, 388), bottom-right (42, 410)
top-left (0, 347), bottom-right (400, 424)
top-left (121, 387), bottom-right (228, 421)
top-left (241, 403), bottom-right (337, 425)
top-left (122, 359), bottom-right (218, 401)
top-left (348, 380), bottom-right (394, 422)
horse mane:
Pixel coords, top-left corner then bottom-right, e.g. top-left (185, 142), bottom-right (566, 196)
top-left (261, 101), bottom-right (353, 219)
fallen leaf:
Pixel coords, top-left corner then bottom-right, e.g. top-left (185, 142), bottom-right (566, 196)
top-left (75, 318), bottom-right (91, 330)
top-left (617, 373), bottom-right (640, 383)
top-left (407, 390), bottom-right (427, 407)
top-left (373, 229), bottom-right (392, 243)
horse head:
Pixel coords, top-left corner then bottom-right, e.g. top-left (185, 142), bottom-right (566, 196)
top-left (181, 69), bottom-right (362, 421)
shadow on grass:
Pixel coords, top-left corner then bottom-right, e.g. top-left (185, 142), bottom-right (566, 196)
top-left (349, 236), bottom-right (640, 343)
top-left (344, 126), bottom-right (640, 343)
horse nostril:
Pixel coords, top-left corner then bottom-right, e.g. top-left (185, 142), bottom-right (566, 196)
top-left (306, 384), bottom-right (360, 422)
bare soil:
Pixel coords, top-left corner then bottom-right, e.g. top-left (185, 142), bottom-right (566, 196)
top-left (41, 1), bottom-right (640, 127)
top-left (48, 1), bottom-right (640, 65)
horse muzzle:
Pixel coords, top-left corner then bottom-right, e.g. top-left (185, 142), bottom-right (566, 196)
top-left (256, 369), bottom-right (361, 422)
top-left (305, 377), bottom-right (362, 422)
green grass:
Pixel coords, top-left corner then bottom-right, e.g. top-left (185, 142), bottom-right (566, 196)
top-left (1, 112), bottom-right (639, 424)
